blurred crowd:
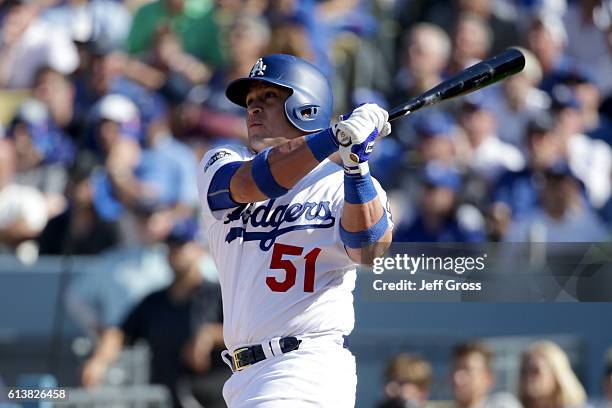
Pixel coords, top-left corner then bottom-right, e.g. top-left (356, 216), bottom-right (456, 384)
top-left (1, 0), bottom-right (612, 262)
top-left (378, 341), bottom-right (612, 408)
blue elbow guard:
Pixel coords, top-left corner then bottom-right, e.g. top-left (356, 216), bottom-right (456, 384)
top-left (340, 212), bottom-right (389, 249)
top-left (251, 148), bottom-right (289, 198)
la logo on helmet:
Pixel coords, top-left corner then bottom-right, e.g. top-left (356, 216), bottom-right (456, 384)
top-left (250, 58), bottom-right (267, 77)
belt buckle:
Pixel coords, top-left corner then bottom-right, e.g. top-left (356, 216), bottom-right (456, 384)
top-left (233, 347), bottom-right (249, 372)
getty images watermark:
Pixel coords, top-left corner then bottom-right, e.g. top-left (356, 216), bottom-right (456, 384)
top-left (370, 253), bottom-right (488, 292)
top-left (361, 243), bottom-right (612, 302)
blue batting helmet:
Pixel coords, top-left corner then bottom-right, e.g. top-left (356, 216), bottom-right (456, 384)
top-left (226, 54), bottom-right (333, 132)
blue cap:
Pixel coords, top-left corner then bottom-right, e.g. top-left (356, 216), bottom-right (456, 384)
top-left (551, 85), bottom-right (581, 111)
top-left (421, 162), bottom-right (462, 191)
top-left (166, 218), bottom-right (199, 245)
top-left (544, 160), bottom-right (577, 179)
top-left (414, 110), bottom-right (456, 138)
top-left (461, 91), bottom-right (494, 112)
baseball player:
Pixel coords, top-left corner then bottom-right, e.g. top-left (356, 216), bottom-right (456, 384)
top-left (196, 54), bottom-right (393, 407)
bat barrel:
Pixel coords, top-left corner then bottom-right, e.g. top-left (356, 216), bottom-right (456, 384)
top-left (388, 48), bottom-right (525, 123)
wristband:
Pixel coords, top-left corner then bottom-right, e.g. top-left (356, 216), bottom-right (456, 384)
top-left (251, 148), bottom-right (289, 198)
top-left (305, 127), bottom-right (338, 162)
top-left (344, 172), bottom-right (377, 204)
top-left (340, 211), bottom-right (389, 249)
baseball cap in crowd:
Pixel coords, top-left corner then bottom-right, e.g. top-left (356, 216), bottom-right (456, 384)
top-left (92, 94), bottom-right (141, 139)
top-left (460, 91), bottom-right (495, 113)
top-left (165, 218), bottom-right (199, 246)
top-left (414, 110), bottom-right (456, 138)
top-left (526, 110), bottom-right (556, 135)
top-left (9, 99), bottom-right (75, 165)
top-left (421, 162), bottom-right (462, 192)
top-left (543, 160), bottom-right (581, 184)
top-left (550, 85), bottom-right (581, 111)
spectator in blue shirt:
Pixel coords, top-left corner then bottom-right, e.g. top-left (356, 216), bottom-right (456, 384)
top-left (394, 163), bottom-right (486, 243)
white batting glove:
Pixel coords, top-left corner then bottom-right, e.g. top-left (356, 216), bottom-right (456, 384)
top-left (334, 103), bottom-right (391, 176)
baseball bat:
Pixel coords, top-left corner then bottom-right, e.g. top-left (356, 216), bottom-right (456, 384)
top-left (388, 48), bottom-right (525, 122)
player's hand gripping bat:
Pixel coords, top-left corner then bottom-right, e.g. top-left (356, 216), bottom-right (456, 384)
top-left (388, 48), bottom-right (526, 122)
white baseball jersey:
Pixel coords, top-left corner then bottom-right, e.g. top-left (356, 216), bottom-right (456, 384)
top-left (197, 145), bottom-right (392, 352)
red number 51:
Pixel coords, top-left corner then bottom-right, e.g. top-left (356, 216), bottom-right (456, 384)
top-left (267, 243), bottom-right (321, 292)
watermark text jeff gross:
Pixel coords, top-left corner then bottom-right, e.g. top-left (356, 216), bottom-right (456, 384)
top-left (370, 253), bottom-right (487, 292)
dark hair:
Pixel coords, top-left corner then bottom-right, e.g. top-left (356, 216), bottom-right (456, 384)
top-left (452, 341), bottom-right (494, 372)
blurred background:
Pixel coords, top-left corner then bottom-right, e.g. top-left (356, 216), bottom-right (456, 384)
top-left (0, 0), bottom-right (612, 407)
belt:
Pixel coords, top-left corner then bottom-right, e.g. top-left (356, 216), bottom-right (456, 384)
top-left (222, 335), bottom-right (350, 372)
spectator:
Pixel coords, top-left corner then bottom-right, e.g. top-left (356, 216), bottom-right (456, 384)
top-left (490, 112), bottom-right (561, 239)
top-left (0, 138), bottom-right (60, 250)
top-left (80, 218), bottom-right (226, 408)
top-left (0, 2), bottom-right (79, 88)
top-left (591, 350), bottom-right (612, 408)
top-left (526, 12), bottom-right (578, 94)
top-left (65, 206), bottom-right (175, 335)
top-left (567, 73), bottom-right (612, 146)
top-left (451, 341), bottom-right (521, 408)
top-left (604, 351), bottom-right (612, 407)
top-left (179, 13), bottom-right (270, 142)
top-left (519, 341), bottom-right (589, 408)
top-left (85, 93), bottom-right (141, 158)
top-left (122, 26), bottom-right (212, 103)
top-left (32, 67), bottom-right (83, 145)
top-left (8, 99), bottom-right (76, 195)
top-left (487, 47), bottom-right (551, 148)
top-left (551, 86), bottom-right (612, 209)
top-left (447, 13), bottom-right (492, 75)
top-left (394, 163), bottom-right (486, 243)
top-left (125, 0), bottom-right (223, 66)
top-left (266, 0), bottom-right (332, 78)
top-left (377, 353), bottom-right (432, 408)
top-left (504, 161), bottom-right (610, 242)
top-left (41, 0), bottom-right (132, 51)
top-left (37, 154), bottom-right (121, 255)
top-left (389, 23), bottom-right (453, 151)
top-left (422, 0), bottom-right (520, 55)
top-left (414, 110), bottom-right (460, 166)
top-left (143, 98), bottom-right (199, 214)
top-left (390, 23), bottom-right (452, 106)
top-left (563, 0), bottom-right (612, 95)
top-left (457, 93), bottom-right (525, 183)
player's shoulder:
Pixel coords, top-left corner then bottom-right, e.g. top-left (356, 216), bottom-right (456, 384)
top-left (199, 144), bottom-right (252, 174)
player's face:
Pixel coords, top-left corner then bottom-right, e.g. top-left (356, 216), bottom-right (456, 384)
top-left (245, 83), bottom-right (303, 152)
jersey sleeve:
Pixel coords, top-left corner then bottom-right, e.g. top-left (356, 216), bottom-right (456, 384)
top-left (197, 146), bottom-right (246, 224)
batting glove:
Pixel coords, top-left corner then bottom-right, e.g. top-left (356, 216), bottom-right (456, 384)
top-left (334, 103), bottom-right (391, 176)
